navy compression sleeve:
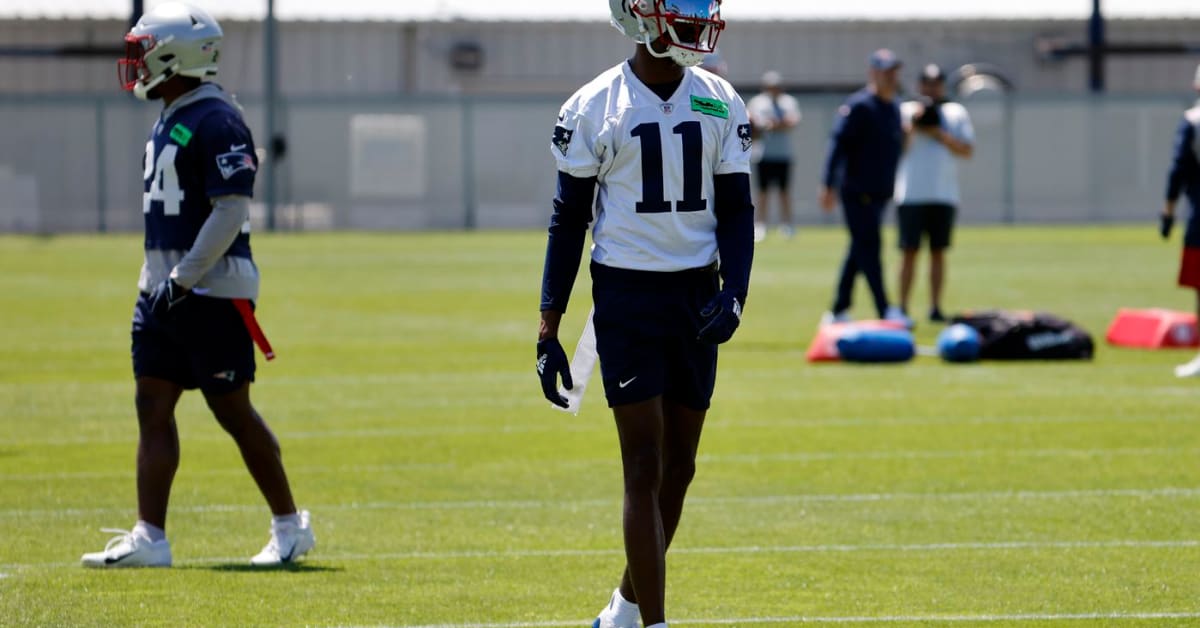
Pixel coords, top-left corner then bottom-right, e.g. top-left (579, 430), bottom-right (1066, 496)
top-left (714, 173), bottom-right (755, 304)
top-left (540, 172), bottom-right (597, 313)
top-left (1167, 118), bottom-right (1197, 202)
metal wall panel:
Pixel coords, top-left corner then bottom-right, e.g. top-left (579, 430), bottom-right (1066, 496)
top-left (2, 18), bottom-right (1198, 95)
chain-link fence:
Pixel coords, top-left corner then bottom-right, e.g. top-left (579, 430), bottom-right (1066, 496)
top-left (0, 92), bottom-right (1192, 233)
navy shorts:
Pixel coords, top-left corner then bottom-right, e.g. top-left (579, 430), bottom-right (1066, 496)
top-left (590, 262), bottom-right (719, 410)
top-left (131, 293), bottom-right (256, 395)
top-left (898, 203), bottom-right (956, 251)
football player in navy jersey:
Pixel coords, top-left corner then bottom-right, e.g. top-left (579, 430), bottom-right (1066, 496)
top-left (81, 2), bottom-right (313, 568)
top-left (536, 1), bottom-right (754, 626)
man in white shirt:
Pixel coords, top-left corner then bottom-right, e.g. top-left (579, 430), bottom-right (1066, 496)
top-left (746, 70), bottom-right (801, 240)
top-left (895, 63), bottom-right (974, 322)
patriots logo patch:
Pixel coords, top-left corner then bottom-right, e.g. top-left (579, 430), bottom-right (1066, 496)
top-left (552, 125), bottom-right (574, 156)
top-left (216, 152), bottom-right (256, 180)
top-left (737, 124), bottom-right (753, 152)
top-left (549, 124), bottom-right (573, 156)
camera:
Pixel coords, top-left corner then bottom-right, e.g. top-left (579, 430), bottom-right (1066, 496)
top-left (913, 96), bottom-right (943, 128)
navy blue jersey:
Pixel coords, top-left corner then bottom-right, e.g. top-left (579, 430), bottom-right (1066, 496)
top-left (143, 94), bottom-right (256, 257)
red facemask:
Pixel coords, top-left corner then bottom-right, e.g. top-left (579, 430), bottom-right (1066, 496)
top-left (119, 34), bottom-right (154, 92)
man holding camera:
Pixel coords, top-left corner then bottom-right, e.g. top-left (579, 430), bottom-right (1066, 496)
top-left (895, 63), bottom-right (974, 323)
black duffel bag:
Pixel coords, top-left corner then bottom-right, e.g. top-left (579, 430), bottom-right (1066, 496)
top-left (949, 310), bottom-right (1094, 360)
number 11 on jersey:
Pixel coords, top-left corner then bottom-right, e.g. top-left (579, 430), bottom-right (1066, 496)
top-left (631, 121), bottom-right (706, 214)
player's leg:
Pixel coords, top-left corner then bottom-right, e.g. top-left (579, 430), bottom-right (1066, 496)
top-left (753, 162), bottom-right (769, 242)
top-left (898, 250), bottom-right (918, 314)
top-left (613, 397), bottom-right (668, 627)
top-left (658, 399), bottom-right (705, 553)
top-left (82, 296), bottom-right (184, 568)
top-left (182, 296), bottom-right (312, 563)
top-left (613, 269), bottom-right (718, 626)
top-left (616, 319), bottom-right (714, 608)
top-left (589, 263), bottom-right (672, 627)
top-left (616, 398), bottom-right (706, 597)
top-left (136, 377), bottom-right (184, 530)
top-left (204, 382), bottom-right (315, 564)
top-left (1178, 288), bottom-right (1200, 377)
top-left (204, 384), bottom-right (297, 516)
top-left (847, 200), bottom-right (890, 318)
top-left (830, 201), bottom-right (864, 317)
top-left (777, 163), bottom-right (794, 238)
top-left (927, 204), bottom-right (955, 321)
top-left (896, 204), bottom-right (921, 315)
top-left (929, 249), bottom-right (946, 319)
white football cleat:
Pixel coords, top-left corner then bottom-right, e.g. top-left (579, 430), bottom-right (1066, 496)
top-left (884, 305), bottom-right (914, 329)
top-left (819, 310), bottom-right (853, 328)
top-left (1175, 355), bottom-right (1200, 378)
top-left (592, 588), bottom-right (640, 628)
top-left (250, 510), bottom-right (315, 565)
top-left (753, 222), bottom-right (767, 243)
top-left (81, 529), bottom-right (171, 568)
top-left (593, 618), bottom-right (639, 628)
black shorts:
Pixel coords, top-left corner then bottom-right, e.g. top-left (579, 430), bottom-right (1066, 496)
top-left (898, 203), bottom-right (956, 251)
top-left (590, 262), bottom-right (719, 410)
top-left (131, 293), bottom-right (256, 395)
top-left (755, 159), bottom-right (791, 191)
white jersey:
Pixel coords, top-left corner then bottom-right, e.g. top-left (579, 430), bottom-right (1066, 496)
top-left (895, 100), bottom-right (974, 206)
top-left (552, 61), bottom-right (753, 272)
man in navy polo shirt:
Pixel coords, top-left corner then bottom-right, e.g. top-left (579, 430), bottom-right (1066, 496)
top-left (819, 49), bottom-right (909, 327)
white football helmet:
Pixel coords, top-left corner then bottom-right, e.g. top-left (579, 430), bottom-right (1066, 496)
top-left (120, 2), bottom-right (222, 100)
top-left (610, 0), bottom-right (725, 68)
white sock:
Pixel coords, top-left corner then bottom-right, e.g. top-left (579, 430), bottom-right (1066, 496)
top-left (133, 520), bottom-right (166, 543)
top-left (603, 588), bottom-right (639, 623)
top-left (272, 513), bottom-right (301, 527)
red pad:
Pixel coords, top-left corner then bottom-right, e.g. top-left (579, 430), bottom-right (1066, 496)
top-left (807, 319), bottom-right (909, 362)
top-left (1105, 308), bottom-right (1199, 349)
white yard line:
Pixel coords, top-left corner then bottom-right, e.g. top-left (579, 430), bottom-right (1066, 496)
top-left (0, 462), bottom-right (454, 482)
top-left (395, 612), bottom-right (1200, 627)
top-left (9, 412), bottom-right (1197, 448)
top-left (698, 446), bottom-right (1198, 464)
top-left (6, 538), bottom-right (1197, 571)
top-left (4, 446), bottom-right (1194, 481)
top-left (4, 486), bottom-right (1199, 520)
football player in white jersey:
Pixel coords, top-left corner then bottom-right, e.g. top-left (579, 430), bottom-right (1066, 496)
top-left (535, 1), bottom-right (754, 627)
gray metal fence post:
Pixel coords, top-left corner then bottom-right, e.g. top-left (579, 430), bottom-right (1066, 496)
top-left (96, 98), bottom-right (107, 233)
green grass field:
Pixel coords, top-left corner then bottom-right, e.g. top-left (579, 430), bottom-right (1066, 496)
top-left (1, 226), bottom-right (1198, 627)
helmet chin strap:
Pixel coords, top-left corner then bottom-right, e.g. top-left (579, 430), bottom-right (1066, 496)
top-left (132, 61), bottom-right (182, 101)
top-left (644, 37), bottom-right (704, 67)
